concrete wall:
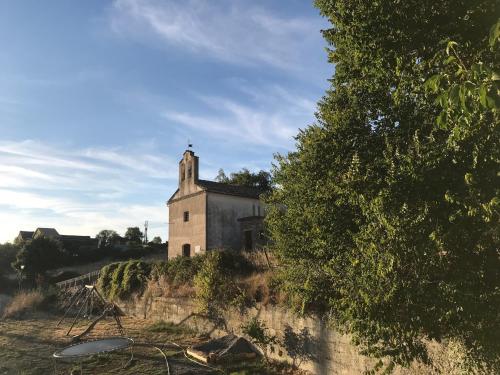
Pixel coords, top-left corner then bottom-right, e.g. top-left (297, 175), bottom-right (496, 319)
top-left (168, 192), bottom-right (207, 258)
top-left (206, 193), bottom-right (262, 250)
top-left (119, 296), bottom-right (445, 375)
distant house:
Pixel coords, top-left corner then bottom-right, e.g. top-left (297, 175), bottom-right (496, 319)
top-left (33, 227), bottom-right (60, 239)
top-left (167, 150), bottom-right (266, 258)
top-left (15, 228), bottom-right (97, 250)
top-left (16, 231), bottom-right (34, 243)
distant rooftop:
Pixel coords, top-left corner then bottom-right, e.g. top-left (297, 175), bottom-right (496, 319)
top-left (34, 228), bottom-right (60, 238)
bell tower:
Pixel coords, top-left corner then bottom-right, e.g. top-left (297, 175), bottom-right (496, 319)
top-left (178, 150), bottom-right (199, 196)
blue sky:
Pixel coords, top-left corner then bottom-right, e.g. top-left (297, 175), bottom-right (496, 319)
top-left (0, 0), bottom-right (331, 243)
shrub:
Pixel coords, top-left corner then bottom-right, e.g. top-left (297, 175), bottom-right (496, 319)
top-left (97, 260), bottom-right (151, 300)
top-left (2, 290), bottom-right (45, 319)
top-left (241, 317), bottom-right (277, 362)
top-left (120, 260), bottom-right (151, 298)
top-left (194, 251), bottom-right (252, 314)
top-left (167, 255), bottom-right (205, 285)
top-left (194, 252), bottom-right (230, 314)
top-left (96, 262), bottom-right (120, 298)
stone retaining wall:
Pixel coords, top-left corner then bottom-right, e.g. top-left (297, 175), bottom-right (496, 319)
top-left (118, 296), bottom-right (457, 374)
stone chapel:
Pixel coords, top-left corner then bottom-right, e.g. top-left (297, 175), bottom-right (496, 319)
top-left (167, 150), bottom-right (265, 258)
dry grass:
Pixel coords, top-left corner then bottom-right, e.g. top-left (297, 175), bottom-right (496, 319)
top-left (239, 271), bottom-right (274, 305)
top-left (2, 290), bottom-right (45, 319)
top-left (144, 275), bottom-right (196, 300)
top-left (241, 250), bottom-right (277, 271)
top-left (0, 311), bottom-right (306, 375)
top-left (145, 251), bottom-right (282, 307)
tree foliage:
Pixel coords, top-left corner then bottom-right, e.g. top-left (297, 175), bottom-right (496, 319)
top-left (124, 227), bottom-right (143, 244)
top-left (96, 229), bottom-right (120, 249)
top-left (151, 236), bottom-right (162, 244)
top-left (267, 0), bottom-right (499, 369)
top-left (216, 168), bottom-right (273, 193)
top-left (12, 237), bottom-right (66, 284)
top-left (0, 243), bottom-right (18, 273)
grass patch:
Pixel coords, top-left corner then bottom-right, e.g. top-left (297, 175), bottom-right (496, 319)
top-left (2, 290), bottom-right (45, 319)
top-left (146, 320), bottom-right (196, 335)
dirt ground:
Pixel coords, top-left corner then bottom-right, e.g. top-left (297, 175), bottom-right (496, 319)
top-left (0, 312), bottom-right (299, 375)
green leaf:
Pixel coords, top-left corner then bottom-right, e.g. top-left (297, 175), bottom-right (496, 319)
top-left (464, 81), bottom-right (475, 91)
top-left (424, 74), bottom-right (441, 93)
top-left (459, 85), bottom-right (467, 112)
top-left (479, 84), bottom-right (488, 107)
top-left (448, 84), bottom-right (460, 106)
top-left (444, 56), bottom-right (457, 65)
top-left (436, 111), bottom-right (447, 128)
top-left (446, 41), bottom-right (458, 55)
top-left (435, 92), bottom-right (448, 109)
top-left (489, 19), bottom-right (500, 48)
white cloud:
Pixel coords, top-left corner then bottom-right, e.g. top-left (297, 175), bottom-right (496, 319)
top-left (0, 140), bottom-right (174, 243)
top-left (109, 0), bottom-right (322, 70)
top-left (161, 84), bottom-right (316, 149)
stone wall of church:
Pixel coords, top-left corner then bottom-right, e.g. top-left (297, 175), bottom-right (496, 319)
top-left (206, 193), bottom-right (262, 250)
top-left (168, 192), bottom-right (206, 258)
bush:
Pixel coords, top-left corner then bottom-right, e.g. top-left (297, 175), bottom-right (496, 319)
top-left (241, 317), bottom-right (277, 362)
top-left (97, 260), bottom-right (151, 300)
top-left (96, 262), bottom-right (120, 298)
top-left (2, 290), bottom-right (45, 319)
top-left (194, 252), bottom-right (230, 314)
top-left (120, 260), bottom-right (151, 298)
top-left (168, 255), bottom-right (205, 285)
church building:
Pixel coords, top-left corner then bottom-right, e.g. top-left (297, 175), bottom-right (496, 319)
top-left (167, 150), bottom-right (265, 258)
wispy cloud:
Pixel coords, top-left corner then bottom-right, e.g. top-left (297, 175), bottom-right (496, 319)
top-left (161, 84), bottom-right (317, 149)
top-left (109, 0), bottom-right (322, 70)
top-left (0, 140), bottom-right (175, 242)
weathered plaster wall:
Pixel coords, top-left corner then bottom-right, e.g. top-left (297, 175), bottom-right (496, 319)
top-left (168, 192), bottom-right (206, 258)
top-left (206, 193), bottom-right (262, 250)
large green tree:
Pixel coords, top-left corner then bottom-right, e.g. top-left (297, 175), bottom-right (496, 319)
top-left (216, 168), bottom-right (273, 194)
top-left (12, 237), bottom-right (66, 285)
top-left (96, 229), bottom-right (120, 249)
top-left (124, 227), bottom-right (143, 244)
top-left (267, 0), bottom-right (499, 369)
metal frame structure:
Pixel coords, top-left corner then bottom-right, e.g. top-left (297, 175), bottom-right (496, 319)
top-left (57, 284), bottom-right (124, 340)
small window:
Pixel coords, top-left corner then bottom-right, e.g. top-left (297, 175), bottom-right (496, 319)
top-left (182, 244), bottom-right (191, 257)
top-left (188, 164), bottom-right (192, 178)
top-left (183, 211), bottom-right (189, 222)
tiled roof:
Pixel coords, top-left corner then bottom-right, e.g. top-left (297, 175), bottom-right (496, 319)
top-left (18, 231), bottom-right (34, 240)
top-left (197, 179), bottom-right (263, 199)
